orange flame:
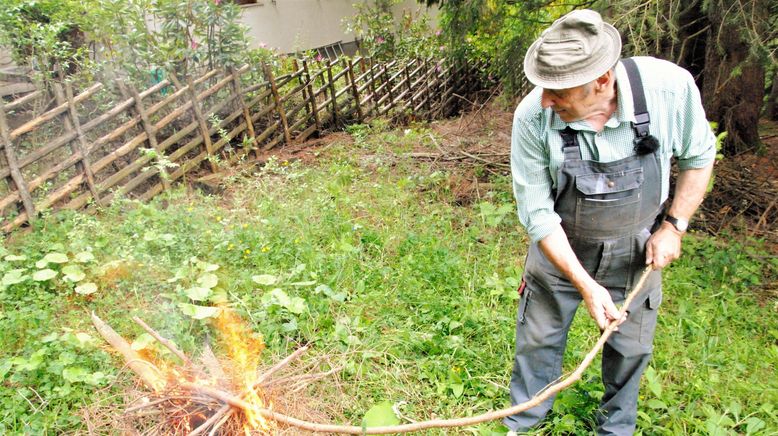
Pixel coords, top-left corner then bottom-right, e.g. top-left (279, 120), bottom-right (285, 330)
top-left (213, 305), bottom-right (273, 432)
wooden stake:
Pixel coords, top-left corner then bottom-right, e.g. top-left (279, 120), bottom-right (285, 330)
top-left (326, 60), bottom-right (339, 128)
top-left (63, 81), bottom-right (102, 206)
top-left (127, 82), bottom-right (171, 192)
top-left (262, 62), bottom-right (292, 146)
top-left (404, 60), bottom-right (414, 115)
top-left (423, 58), bottom-right (433, 118)
top-left (228, 66), bottom-right (257, 157)
top-left (382, 64), bottom-right (394, 115)
top-left (345, 58), bottom-right (363, 122)
top-left (183, 75), bottom-right (218, 173)
top-left (0, 99), bottom-right (35, 225)
top-left (301, 59), bottom-right (321, 136)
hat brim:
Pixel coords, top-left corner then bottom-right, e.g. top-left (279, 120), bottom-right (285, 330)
top-left (523, 22), bottom-right (621, 90)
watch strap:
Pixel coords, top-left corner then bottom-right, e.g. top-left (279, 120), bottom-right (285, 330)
top-left (664, 214), bottom-right (688, 232)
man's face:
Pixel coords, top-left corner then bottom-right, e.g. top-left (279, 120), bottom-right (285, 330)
top-left (540, 83), bottom-right (598, 122)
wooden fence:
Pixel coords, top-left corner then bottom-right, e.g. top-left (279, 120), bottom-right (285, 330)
top-left (0, 56), bottom-right (486, 233)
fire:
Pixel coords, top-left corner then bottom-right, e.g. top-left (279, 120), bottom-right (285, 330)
top-left (213, 305), bottom-right (273, 432)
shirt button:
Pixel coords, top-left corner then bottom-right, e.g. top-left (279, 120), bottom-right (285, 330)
top-left (607, 180), bottom-right (615, 188)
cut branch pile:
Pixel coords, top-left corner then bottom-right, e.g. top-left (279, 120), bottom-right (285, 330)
top-left (91, 267), bottom-right (653, 434)
top-left (697, 157), bottom-right (778, 240)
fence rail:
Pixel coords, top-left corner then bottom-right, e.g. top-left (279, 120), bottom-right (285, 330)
top-left (0, 56), bottom-right (486, 233)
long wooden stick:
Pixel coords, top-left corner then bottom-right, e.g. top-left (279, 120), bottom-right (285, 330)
top-left (193, 267), bottom-right (654, 435)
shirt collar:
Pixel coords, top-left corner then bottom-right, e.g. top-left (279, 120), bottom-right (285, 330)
top-left (548, 60), bottom-right (637, 131)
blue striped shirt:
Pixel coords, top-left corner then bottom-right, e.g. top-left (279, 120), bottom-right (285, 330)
top-left (511, 56), bottom-right (717, 243)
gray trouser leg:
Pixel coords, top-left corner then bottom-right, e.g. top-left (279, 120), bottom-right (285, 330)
top-left (503, 278), bottom-right (661, 434)
top-left (597, 285), bottom-right (661, 436)
top-left (503, 278), bottom-right (582, 431)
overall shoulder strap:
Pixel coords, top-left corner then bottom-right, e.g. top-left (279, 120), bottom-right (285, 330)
top-left (559, 126), bottom-right (581, 162)
top-left (621, 58), bottom-right (650, 139)
top-left (622, 57), bottom-right (660, 154)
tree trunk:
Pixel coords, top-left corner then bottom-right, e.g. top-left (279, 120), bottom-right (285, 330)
top-left (765, 72), bottom-right (778, 121)
top-left (701, 0), bottom-right (765, 154)
top-left (673, 0), bottom-right (707, 84)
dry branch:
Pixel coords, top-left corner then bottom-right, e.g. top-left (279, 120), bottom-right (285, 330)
top-left (90, 312), bottom-right (166, 392)
top-left (131, 316), bottom-right (194, 367)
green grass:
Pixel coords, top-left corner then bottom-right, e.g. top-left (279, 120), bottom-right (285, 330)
top-left (0, 125), bottom-right (776, 434)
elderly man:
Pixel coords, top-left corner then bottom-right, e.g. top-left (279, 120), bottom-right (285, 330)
top-left (504, 9), bottom-right (715, 435)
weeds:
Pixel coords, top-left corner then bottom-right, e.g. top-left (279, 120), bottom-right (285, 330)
top-left (0, 127), bottom-right (775, 434)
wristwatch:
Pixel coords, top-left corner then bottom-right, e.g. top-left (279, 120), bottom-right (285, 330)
top-left (664, 214), bottom-right (689, 233)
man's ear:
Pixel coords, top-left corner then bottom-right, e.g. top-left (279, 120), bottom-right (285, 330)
top-left (594, 70), bottom-right (614, 92)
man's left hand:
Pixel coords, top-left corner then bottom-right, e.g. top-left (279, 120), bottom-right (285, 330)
top-left (646, 223), bottom-right (682, 269)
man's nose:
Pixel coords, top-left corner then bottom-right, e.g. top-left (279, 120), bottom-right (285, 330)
top-left (540, 89), bottom-right (556, 109)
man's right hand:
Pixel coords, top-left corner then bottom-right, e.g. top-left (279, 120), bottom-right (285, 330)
top-left (580, 281), bottom-right (625, 330)
top-left (538, 225), bottom-right (627, 330)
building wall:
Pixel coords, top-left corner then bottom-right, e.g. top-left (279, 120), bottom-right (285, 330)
top-left (239, 0), bottom-right (438, 54)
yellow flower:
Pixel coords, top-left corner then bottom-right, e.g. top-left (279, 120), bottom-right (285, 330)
top-left (245, 249), bottom-right (251, 254)
top-left (261, 246), bottom-right (270, 253)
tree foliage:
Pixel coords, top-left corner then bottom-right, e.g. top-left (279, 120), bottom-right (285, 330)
top-left (429, 0), bottom-right (775, 154)
top-left (604, 0), bottom-right (775, 154)
top-left (434, 0), bottom-right (574, 96)
top-left (0, 0), bottom-right (250, 85)
top-left (344, 0), bottom-right (438, 61)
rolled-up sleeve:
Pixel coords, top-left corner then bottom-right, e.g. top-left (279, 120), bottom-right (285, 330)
top-left (511, 109), bottom-right (561, 243)
top-left (674, 70), bottom-right (717, 170)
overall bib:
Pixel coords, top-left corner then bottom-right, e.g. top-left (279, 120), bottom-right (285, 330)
top-left (504, 60), bottom-right (665, 435)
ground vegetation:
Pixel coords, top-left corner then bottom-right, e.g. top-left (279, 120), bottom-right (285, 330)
top-left (0, 106), bottom-right (775, 434)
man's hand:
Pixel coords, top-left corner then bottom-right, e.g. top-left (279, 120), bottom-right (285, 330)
top-left (646, 163), bottom-right (713, 269)
top-left (645, 222), bottom-right (682, 269)
top-left (580, 281), bottom-right (626, 330)
top-left (538, 226), bottom-right (627, 329)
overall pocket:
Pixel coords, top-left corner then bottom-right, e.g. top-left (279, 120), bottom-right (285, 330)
top-left (574, 168), bottom-right (644, 232)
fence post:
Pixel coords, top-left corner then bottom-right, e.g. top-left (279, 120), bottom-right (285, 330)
top-left (360, 58), bottom-right (375, 118)
top-left (183, 75), bottom-right (218, 173)
top-left (263, 62), bottom-right (292, 146)
top-left (63, 82), bottom-right (102, 205)
top-left (301, 59), bottom-right (321, 135)
top-left (382, 64), bottom-right (393, 116)
top-left (128, 82), bottom-right (171, 192)
top-left (404, 60), bottom-right (414, 113)
top-left (423, 58), bottom-right (433, 119)
top-left (326, 60), bottom-right (338, 128)
top-left (346, 58), bottom-right (363, 123)
top-left (0, 99), bottom-right (36, 225)
top-left (228, 66), bottom-right (257, 157)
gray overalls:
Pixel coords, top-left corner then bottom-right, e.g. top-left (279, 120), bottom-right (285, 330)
top-left (504, 60), bottom-right (664, 435)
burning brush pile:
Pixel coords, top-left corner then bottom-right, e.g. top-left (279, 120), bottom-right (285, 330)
top-left (90, 308), bottom-right (338, 435)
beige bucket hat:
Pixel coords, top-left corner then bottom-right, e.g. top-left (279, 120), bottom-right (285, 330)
top-left (524, 9), bottom-right (622, 89)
